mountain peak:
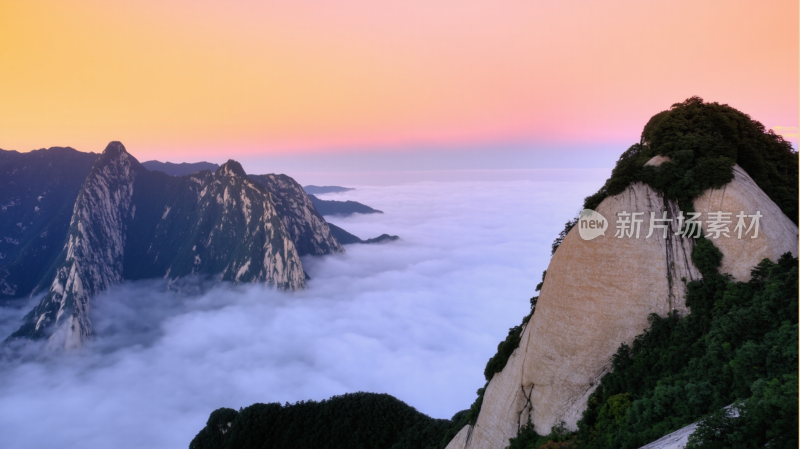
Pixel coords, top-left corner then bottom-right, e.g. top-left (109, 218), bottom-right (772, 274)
top-left (102, 141), bottom-right (128, 157)
top-left (216, 159), bottom-right (247, 178)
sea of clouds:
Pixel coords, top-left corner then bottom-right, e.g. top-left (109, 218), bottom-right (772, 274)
top-left (0, 177), bottom-right (604, 448)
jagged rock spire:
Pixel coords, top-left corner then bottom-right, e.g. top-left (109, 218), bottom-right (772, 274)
top-left (102, 141), bottom-right (128, 157)
top-left (216, 160), bottom-right (247, 178)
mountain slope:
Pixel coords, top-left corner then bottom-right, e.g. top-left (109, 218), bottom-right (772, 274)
top-left (0, 147), bottom-right (99, 301)
top-left (9, 142), bottom-right (136, 348)
top-left (6, 142), bottom-right (313, 349)
top-left (248, 174), bottom-right (344, 256)
top-left (124, 161), bottom-right (306, 287)
top-left (444, 99), bottom-right (799, 449)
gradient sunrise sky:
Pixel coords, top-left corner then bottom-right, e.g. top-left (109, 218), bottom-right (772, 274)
top-left (1, 0), bottom-right (797, 169)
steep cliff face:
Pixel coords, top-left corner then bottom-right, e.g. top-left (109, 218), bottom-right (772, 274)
top-left (199, 164), bottom-right (306, 287)
top-left (7, 143), bottom-right (311, 349)
top-left (693, 165), bottom-right (799, 281)
top-left (125, 161), bottom-right (306, 289)
top-left (9, 142), bottom-right (135, 348)
top-left (445, 165), bottom-right (798, 449)
top-left (249, 174), bottom-right (344, 256)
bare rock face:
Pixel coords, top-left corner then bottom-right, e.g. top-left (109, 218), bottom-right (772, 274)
top-left (248, 174), bottom-right (344, 256)
top-left (162, 162), bottom-right (307, 289)
top-left (644, 155), bottom-right (672, 167)
top-left (7, 145), bottom-right (309, 349)
top-left (693, 165), bottom-right (798, 281)
top-left (636, 421), bottom-right (698, 449)
top-left (460, 317), bottom-right (537, 448)
top-left (9, 142), bottom-right (136, 349)
top-left (446, 171), bottom-right (798, 449)
top-left (448, 423), bottom-right (475, 448)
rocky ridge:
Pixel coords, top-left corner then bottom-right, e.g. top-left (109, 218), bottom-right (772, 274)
top-left (3, 142), bottom-right (361, 349)
top-left (248, 174), bottom-right (344, 256)
top-left (9, 143), bottom-right (135, 348)
top-left (445, 160), bottom-right (798, 449)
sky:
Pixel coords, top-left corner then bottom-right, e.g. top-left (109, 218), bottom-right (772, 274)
top-left (0, 0), bottom-right (797, 174)
top-left (0, 179), bottom-right (602, 448)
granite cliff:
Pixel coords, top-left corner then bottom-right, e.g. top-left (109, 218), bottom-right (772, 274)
top-left (1, 142), bottom-right (360, 349)
top-left (446, 166), bottom-right (797, 449)
top-left (445, 98), bottom-right (798, 449)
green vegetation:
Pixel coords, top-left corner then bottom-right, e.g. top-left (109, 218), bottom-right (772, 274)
top-left (583, 97), bottom-right (798, 222)
top-left (686, 374), bottom-right (798, 448)
top-left (505, 251), bottom-right (798, 449)
top-left (508, 423), bottom-right (578, 449)
top-left (190, 392), bottom-right (465, 449)
top-left (575, 252), bottom-right (798, 449)
top-left (552, 218), bottom-right (577, 255)
top-left (502, 98), bottom-right (798, 448)
top-left (690, 237), bottom-right (723, 278)
top-left (484, 320), bottom-right (526, 382)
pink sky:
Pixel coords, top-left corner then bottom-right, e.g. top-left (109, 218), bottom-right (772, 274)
top-left (1, 0), bottom-right (797, 164)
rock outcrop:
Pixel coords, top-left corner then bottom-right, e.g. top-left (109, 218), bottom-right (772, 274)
top-left (693, 165), bottom-right (799, 281)
top-left (445, 162), bottom-right (798, 449)
top-left (636, 421), bottom-right (698, 449)
top-left (248, 174), bottom-right (344, 256)
top-left (123, 160), bottom-right (306, 289)
top-left (6, 143), bottom-right (337, 349)
top-left (9, 142), bottom-right (135, 349)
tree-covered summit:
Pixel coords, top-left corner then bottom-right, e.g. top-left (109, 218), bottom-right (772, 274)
top-left (584, 97), bottom-right (798, 222)
top-left (190, 392), bottom-right (463, 449)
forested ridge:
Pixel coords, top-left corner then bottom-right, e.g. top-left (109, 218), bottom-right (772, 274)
top-left (190, 392), bottom-right (465, 449)
top-left (583, 97), bottom-right (798, 223)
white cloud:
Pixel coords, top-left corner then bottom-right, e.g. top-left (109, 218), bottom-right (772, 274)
top-left (0, 178), bottom-right (603, 449)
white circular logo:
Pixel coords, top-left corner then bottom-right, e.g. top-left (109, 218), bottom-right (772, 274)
top-left (578, 209), bottom-right (608, 240)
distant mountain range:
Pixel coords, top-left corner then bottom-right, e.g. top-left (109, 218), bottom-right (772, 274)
top-left (308, 195), bottom-right (383, 216)
top-left (326, 223), bottom-right (399, 245)
top-left (141, 160), bottom-right (220, 176)
top-left (302, 185), bottom-right (353, 194)
top-left (0, 143), bottom-right (396, 349)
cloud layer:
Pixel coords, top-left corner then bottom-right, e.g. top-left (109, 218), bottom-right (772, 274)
top-left (0, 178), bottom-right (601, 448)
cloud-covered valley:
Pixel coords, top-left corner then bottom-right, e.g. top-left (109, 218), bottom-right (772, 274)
top-left (0, 178), bottom-right (602, 449)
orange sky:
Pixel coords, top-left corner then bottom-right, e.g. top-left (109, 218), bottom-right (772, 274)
top-left (0, 0), bottom-right (797, 162)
